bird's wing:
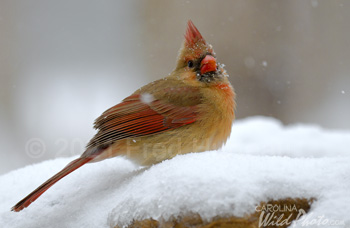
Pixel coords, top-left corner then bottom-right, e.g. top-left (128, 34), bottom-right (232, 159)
top-left (86, 92), bottom-right (199, 149)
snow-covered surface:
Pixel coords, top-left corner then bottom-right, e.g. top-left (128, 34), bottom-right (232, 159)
top-left (0, 116), bottom-right (349, 228)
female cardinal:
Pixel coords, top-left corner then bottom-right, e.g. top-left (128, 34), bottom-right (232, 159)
top-left (12, 20), bottom-right (235, 212)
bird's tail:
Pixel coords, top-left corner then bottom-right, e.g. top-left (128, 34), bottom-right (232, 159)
top-left (11, 156), bottom-right (95, 212)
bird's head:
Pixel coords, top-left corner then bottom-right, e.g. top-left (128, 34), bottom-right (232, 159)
top-left (174, 20), bottom-right (228, 85)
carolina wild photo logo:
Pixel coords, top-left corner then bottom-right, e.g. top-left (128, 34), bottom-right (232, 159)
top-left (255, 203), bottom-right (345, 227)
top-left (256, 203), bottom-right (304, 227)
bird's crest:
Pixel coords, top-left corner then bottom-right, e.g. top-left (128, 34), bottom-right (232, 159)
top-left (185, 20), bottom-right (206, 47)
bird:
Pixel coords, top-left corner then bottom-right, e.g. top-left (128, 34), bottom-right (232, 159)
top-left (11, 20), bottom-right (235, 212)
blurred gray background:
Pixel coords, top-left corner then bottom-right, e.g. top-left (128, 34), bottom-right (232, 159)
top-left (1, 0), bottom-right (349, 175)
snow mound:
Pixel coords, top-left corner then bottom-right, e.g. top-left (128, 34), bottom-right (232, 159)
top-left (0, 116), bottom-right (349, 228)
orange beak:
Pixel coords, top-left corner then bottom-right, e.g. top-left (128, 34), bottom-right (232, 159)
top-left (200, 55), bottom-right (217, 75)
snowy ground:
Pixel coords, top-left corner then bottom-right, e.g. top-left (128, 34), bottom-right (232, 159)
top-left (0, 116), bottom-right (349, 228)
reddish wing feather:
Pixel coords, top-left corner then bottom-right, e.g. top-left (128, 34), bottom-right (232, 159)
top-left (87, 94), bottom-right (197, 149)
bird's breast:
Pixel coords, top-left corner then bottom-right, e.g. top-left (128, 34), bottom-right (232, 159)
top-left (196, 82), bottom-right (235, 149)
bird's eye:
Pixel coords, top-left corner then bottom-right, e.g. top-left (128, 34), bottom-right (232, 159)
top-left (187, 60), bottom-right (194, 68)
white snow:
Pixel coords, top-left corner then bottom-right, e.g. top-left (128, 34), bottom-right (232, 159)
top-left (0, 116), bottom-right (349, 228)
top-left (140, 93), bottom-right (155, 104)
